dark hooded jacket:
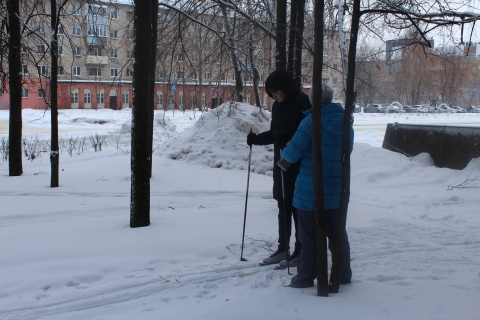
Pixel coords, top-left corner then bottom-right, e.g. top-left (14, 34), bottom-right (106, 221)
top-left (255, 70), bottom-right (312, 202)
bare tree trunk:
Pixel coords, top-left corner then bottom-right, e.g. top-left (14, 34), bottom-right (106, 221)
top-left (329, 0), bottom-right (361, 293)
top-left (220, 5), bottom-right (244, 102)
top-left (7, 0), bottom-right (22, 176)
top-left (247, 0), bottom-right (261, 108)
top-left (312, 0), bottom-right (328, 297)
top-left (147, 0), bottom-right (158, 178)
top-left (50, 0), bottom-right (59, 187)
top-left (287, 0), bottom-right (305, 90)
top-left (335, 0), bottom-right (348, 92)
top-left (131, 0), bottom-right (153, 228)
top-left (276, 0), bottom-right (287, 71)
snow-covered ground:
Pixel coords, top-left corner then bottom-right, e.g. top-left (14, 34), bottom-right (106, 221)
top-left (1, 105), bottom-right (480, 320)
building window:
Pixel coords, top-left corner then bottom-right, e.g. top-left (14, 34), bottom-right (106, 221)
top-left (179, 92), bottom-right (184, 107)
top-left (21, 45), bottom-right (28, 54)
top-left (322, 78), bottom-right (328, 84)
top-left (219, 73), bottom-right (226, 81)
top-left (71, 92), bottom-right (78, 103)
top-left (72, 66), bottom-right (81, 76)
top-left (263, 94), bottom-right (268, 106)
top-left (37, 65), bottom-right (46, 75)
top-left (58, 45), bottom-right (63, 55)
top-left (323, 49), bottom-right (328, 56)
top-left (157, 92), bottom-right (164, 105)
top-left (111, 68), bottom-right (119, 77)
top-left (126, 50), bottom-right (132, 58)
top-left (89, 67), bottom-right (101, 76)
top-left (72, 5), bottom-right (81, 15)
top-left (122, 91), bottom-right (129, 105)
top-left (244, 73), bottom-right (252, 82)
top-left (97, 91), bottom-right (105, 104)
top-left (57, 25), bottom-right (64, 35)
top-left (0, 88), bottom-right (3, 97)
top-left (73, 46), bottom-right (81, 56)
top-left (37, 24), bottom-right (45, 34)
top-left (127, 68), bottom-right (133, 77)
top-left (84, 91), bottom-right (91, 104)
top-left (37, 44), bottom-right (46, 53)
top-left (333, 63), bottom-right (338, 69)
top-left (191, 72), bottom-right (197, 80)
top-left (110, 9), bottom-right (118, 20)
top-left (322, 64), bottom-right (328, 70)
top-left (58, 66), bottom-right (64, 76)
top-left (22, 64), bottom-right (29, 75)
top-left (22, 88), bottom-right (29, 98)
top-left (333, 78), bottom-right (338, 85)
top-left (73, 26), bottom-right (81, 36)
top-left (175, 71), bottom-right (183, 79)
top-left (126, 30), bottom-right (134, 40)
top-left (246, 94), bottom-right (251, 104)
top-left (204, 72), bottom-right (210, 80)
top-left (110, 30), bottom-right (118, 39)
top-left (126, 11), bottom-right (133, 19)
top-left (37, 89), bottom-right (45, 98)
top-left (190, 93), bottom-right (196, 108)
top-left (97, 25), bottom-right (107, 37)
top-left (110, 48), bottom-right (118, 59)
top-left (192, 53), bottom-right (198, 62)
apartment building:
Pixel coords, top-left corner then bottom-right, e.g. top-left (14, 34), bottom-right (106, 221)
top-left (1, 0), bottom-right (345, 110)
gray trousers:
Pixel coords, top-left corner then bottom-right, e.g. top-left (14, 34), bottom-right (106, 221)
top-left (294, 209), bottom-right (352, 285)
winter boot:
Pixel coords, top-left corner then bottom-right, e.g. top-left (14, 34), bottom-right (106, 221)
top-left (279, 247), bottom-right (300, 267)
top-left (262, 248), bottom-right (288, 264)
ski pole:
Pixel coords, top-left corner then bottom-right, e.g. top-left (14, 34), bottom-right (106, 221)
top-left (240, 129), bottom-right (253, 262)
top-left (280, 156), bottom-right (293, 275)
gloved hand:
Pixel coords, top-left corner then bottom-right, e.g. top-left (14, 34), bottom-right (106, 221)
top-left (274, 131), bottom-right (290, 148)
top-left (277, 156), bottom-right (291, 171)
top-left (247, 132), bottom-right (258, 146)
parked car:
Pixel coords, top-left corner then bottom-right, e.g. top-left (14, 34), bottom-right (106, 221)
top-left (411, 105), bottom-right (429, 113)
top-left (354, 104), bottom-right (361, 113)
top-left (402, 106), bottom-right (415, 113)
top-left (385, 105), bottom-right (402, 113)
top-left (452, 106), bottom-right (467, 113)
top-left (465, 106), bottom-right (477, 113)
top-left (364, 104), bottom-right (385, 113)
top-left (436, 105), bottom-right (456, 113)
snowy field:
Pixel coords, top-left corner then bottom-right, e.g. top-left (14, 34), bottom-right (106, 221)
top-left (1, 105), bottom-right (480, 320)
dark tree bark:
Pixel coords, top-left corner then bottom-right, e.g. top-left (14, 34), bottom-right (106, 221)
top-left (131, 0), bottom-right (153, 228)
top-left (50, 0), bottom-right (59, 187)
top-left (220, 5), bottom-right (244, 102)
top-left (312, 0), bottom-right (328, 297)
top-left (275, 0), bottom-right (287, 71)
top-left (7, 0), bottom-right (23, 176)
top-left (329, 0), bottom-right (361, 292)
top-left (147, 0), bottom-right (159, 178)
top-left (287, 0), bottom-right (306, 90)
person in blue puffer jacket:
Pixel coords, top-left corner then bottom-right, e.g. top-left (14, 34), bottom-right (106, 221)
top-left (276, 83), bottom-right (354, 289)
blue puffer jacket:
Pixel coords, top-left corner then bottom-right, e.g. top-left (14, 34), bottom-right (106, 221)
top-left (281, 103), bottom-right (354, 211)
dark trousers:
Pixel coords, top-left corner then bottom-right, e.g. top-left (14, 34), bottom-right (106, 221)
top-left (295, 209), bottom-right (351, 284)
top-left (277, 200), bottom-right (301, 252)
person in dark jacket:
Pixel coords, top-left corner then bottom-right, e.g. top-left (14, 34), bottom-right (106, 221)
top-left (247, 70), bottom-right (312, 265)
top-left (277, 83), bottom-right (353, 288)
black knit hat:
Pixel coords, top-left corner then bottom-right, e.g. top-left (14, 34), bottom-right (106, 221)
top-left (264, 70), bottom-right (298, 99)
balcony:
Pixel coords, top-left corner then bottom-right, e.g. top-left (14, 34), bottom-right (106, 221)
top-left (86, 55), bottom-right (108, 65)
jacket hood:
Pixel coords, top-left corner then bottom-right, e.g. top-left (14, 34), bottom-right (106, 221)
top-left (304, 103), bottom-right (344, 134)
top-left (264, 70), bottom-right (299, 99)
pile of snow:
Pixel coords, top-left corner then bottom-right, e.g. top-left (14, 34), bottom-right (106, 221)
top-left (158, 102), bottom-right (274, 174)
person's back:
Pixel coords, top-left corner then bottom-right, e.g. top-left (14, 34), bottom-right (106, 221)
top-left (276, 83), bottom-right (354, 289)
